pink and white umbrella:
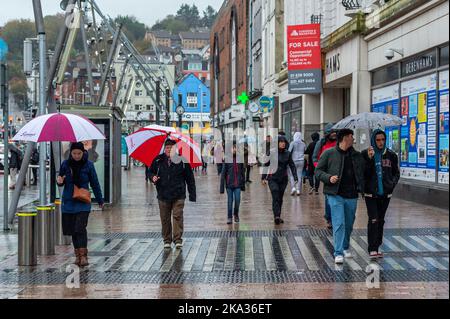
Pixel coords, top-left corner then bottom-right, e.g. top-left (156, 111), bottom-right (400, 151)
top-left (12, 113), bottom-right (105, 142)
top-left (126, 125), bottom-right (202, 168)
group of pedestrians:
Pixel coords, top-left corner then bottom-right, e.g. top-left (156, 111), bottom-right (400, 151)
top-left (6, 142), bottom-right (40, 190)
top-left (56, 125), bottom-right (399, 268)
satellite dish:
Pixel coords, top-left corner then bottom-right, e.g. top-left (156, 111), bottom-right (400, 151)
top-left (174, 55), bottom-right (182, 62)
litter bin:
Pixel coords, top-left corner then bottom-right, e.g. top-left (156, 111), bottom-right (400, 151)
top-left (54, 199), bottom-right (71, 245)
top-left (17, 209), bottom-right (38, 266)
top-left (37, 204), bottom-right (56, 255)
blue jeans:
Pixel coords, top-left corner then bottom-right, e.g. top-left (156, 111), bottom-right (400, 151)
top-left (327, 195), bottom-right (358, 257)
top-left (226, 187), bottom-right (241, 219)
top-left (324, 195), bottom-right (331, 222)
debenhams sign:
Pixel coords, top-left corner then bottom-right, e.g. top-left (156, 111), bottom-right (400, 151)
top-left (402, 50), bottom-right (437, 77)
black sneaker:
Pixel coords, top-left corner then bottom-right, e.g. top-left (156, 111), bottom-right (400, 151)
top-left (234, 215), bottom-right (240, 223)
top-left (274, 218), bottom-right (281, 225)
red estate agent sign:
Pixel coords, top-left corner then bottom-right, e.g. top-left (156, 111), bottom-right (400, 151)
top-left (287, 24), bottom-right (322, 94)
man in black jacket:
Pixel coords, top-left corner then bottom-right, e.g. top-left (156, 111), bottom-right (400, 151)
top-left (149, 139), bottom-right (196, 249)
top-left (362, 129), bottom-right (400, 259)
top-left (8, 143), bottom-right (23, 190)
top-left (262, 135), bottom-right (298, 225)
top-left (315, 129), bottom-right (365, 264)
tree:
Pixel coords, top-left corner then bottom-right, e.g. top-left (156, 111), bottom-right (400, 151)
top-left (201, 6), bottom-right (218, 28)
top-left (176, 4), bottom-right (201, 29)
top-left (151, 15), bottom-right (189, 34)
top-left (115, 15), bottom-right (147, 42)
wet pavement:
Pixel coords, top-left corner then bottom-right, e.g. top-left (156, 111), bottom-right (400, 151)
top-left (0, 166), bottom-right (448, 299)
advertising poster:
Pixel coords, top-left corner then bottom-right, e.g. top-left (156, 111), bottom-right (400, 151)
top-left (438, 70), bottom-right (449, 184)
top-left (62, 124), bottom-right (106, 201)
top-left (371, 85), bottom-right (400, 154)
top-left (400, 74), bottom-right (437, 182)
top-left (287, 24), bottom-right (322, 94)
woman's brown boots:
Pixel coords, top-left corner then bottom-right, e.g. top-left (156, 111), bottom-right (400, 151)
top-left (74, 248), bottom-right (89, 267)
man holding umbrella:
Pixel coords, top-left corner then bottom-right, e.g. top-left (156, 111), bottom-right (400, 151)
top-left (149, 139), bottom-right (197, 249)
top-left (362, 129), bottom-right (400, 259)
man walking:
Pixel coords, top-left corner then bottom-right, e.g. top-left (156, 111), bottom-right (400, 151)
top-left (305, 132), bottom-right (320, 194)
top-left (313, 123), bottom-right (338, 229)
top-left (8, 142), bottom-right (22, 190)
top-left (362, 129), bottom-right (400, 259)
top-left (288, 132), bottom-right (306, 196)
top-left (149, 139), bottom-right (196, 249)
top-left (315, 129), bottom-right (365, 264)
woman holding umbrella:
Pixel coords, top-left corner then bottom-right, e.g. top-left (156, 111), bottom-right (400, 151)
top-left (57, 142), bottom-right (104, 267)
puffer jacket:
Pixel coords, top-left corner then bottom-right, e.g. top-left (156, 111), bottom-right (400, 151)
top-left (57, 152), bottom-right (104, 213)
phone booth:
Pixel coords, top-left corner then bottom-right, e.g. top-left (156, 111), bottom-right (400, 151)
top-left (59, 105), bottom-right (125, 205)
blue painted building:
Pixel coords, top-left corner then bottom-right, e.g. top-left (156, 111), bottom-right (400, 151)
top-left (173, 74), bottom-right (210, 127)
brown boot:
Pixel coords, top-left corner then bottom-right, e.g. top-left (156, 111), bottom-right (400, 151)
top-left (74, 249), bottom-right (81, 266)
top-left (79, 248), bottom-right (89, 267)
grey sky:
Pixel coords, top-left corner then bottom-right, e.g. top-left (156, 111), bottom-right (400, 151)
top-left (0, 0), bottom-right (224, 27)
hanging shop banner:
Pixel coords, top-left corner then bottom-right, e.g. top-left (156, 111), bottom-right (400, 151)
top-left (371, 84), bottom-right (401, 155)
top-left (400, 74), bottom-right (437, 182)
top-left (438, 70), bottom-right (449, 184)
top-left (287, 24), bottom-right (322, 94)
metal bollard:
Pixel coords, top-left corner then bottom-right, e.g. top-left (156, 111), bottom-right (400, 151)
top-left (17, 209), bottom-right (38, 266)
top-left (37, 204), bottom-right (56, 255)
top-left (54, 199), bottom-right (71, 245)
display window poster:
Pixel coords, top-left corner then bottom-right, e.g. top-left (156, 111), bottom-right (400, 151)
top-left (438, 70), bottom-right (449, 184)
top-left (399, 74), bottom-right (437, 182)
top-left (371, 85), bottom-right (400, 153)
top-left (62, 124), bottom-right (107, 202)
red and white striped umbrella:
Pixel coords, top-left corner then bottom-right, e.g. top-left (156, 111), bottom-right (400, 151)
top-left (125, 126), bottom-right (202, 168)
top-left (12, 113), bottom-right (105, 142)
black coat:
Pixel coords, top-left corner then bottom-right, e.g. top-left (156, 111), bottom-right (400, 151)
top-left (220, 160), bottom-right (246, 193)
top-left (362, 148), bottom-right (400, 197)
top-left (262, 149), bottom-right (298, 183)
top-left (9, 146), bottom-right (22, 169)
top-left (149, 154), bottom-right (196, 202)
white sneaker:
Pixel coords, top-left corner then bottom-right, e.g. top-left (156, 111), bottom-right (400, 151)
top-left (344, 250), bottom-right (353, 258)
top-left (335, 256), bottom-right (344, 264)
top-left (164, 243), bottom-right (172, 249)
top-left (291, 188), bottom-right (296, 195)
top-left (175, 242), bottom-right (183, 249)
top-left (296, 190), bottom-right (301, 196)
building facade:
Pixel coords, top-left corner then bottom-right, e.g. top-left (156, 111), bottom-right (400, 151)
top-left (172, 73), bottom-right (211, 135)
top-left (210, 0), bottom-right (248, 132)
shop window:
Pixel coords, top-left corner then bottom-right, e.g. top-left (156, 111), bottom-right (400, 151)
top-left (372, 64), bottom-right (400, 86)
top-left (440, 45), bottom-right (449, 67)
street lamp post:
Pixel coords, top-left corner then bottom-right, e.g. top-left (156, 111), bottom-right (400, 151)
top-left (176, 93), bottom-right (185, 129)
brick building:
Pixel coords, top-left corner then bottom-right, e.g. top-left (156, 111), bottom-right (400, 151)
top-left (210, 0), bottom-right (248, 131)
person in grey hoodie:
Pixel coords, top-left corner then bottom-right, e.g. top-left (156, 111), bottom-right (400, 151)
top-left (288, 132), bottom-right (306, 196)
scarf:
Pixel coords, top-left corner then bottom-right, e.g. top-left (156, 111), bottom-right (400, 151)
top-left (372, 129), bottom-right (386, 196)
top-left (68, 153), bottom-right (87, 187)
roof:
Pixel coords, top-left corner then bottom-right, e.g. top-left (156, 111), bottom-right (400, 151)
top-left (179, 32), bottom-right (210, 41)
top-left (149, 30), bottom-right (172, 39)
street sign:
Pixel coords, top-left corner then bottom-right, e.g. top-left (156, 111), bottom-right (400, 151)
top-left (249, 102), bottom-right (260, 113)
top-left (0, 38), bottom-right (8, 62)
top-left (259, 96), bottom-right (273, 113)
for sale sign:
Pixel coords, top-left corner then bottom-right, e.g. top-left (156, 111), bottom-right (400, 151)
top-left (287, 24), bottom-right (322, 94)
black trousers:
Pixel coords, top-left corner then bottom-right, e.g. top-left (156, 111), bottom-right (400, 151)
top-left (246, 165), bottom-right (252, 181)
top-left (62, 212), bottom-right (90, 249)
top-left (268, 179), bottom-right (288, 218)
top-left (365, 197), bottom-right (391, 252)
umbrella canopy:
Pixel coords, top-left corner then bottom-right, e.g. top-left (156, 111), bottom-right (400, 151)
top-left (12, 113), bottom-right (105, 142)
top-left (126, 126), bottom-right (202, 168)
top-left (333, 112), bottom-right (402, 130)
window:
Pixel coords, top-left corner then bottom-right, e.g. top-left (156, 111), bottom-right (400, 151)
top-left (231, 10), bottom-right (237, 104)
top-left (134, 104), bottom-right (142, 111)
top-left (135, 90), bottom-right (143, 97)
top-left (187, 93), bottom-right (198, 108)
top-left (146, 105), bottom-right (151, 111)
top-left (440, 45), bottom-right (449, 66)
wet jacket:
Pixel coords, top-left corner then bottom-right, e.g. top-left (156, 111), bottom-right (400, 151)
top-left (305, 133), bottom-right (320, 172)
top-left (220, 159), bottom-right (246, 193)
top-left (362, 131), bottom-right (400, 197)
top-left (58, 152), bottom-right (104, 214)
top-left (289, 132), bottom-right (306, 163)
top-left (315, 145), bottom-right (365, 196)
top-left (262, 137), bottom-right (298, 183)
top-left (149, 153), bottom-right (196, 202)
top-left (9, 145), bottom-right (22, 169)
